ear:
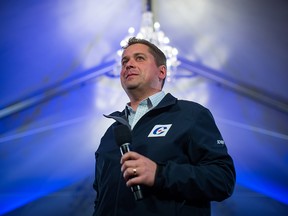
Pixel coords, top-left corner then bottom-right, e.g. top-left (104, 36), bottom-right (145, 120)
top-left (158, 65), bottom-right (167, 81)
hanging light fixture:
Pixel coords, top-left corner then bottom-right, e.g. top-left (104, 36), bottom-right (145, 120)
top-left (116, 0), bottom-right (180, 81)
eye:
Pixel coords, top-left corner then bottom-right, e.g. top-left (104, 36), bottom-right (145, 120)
top-left (121, 59), bottom-right (128, 66)
top-left (136, 56), bottom-right (145, 61)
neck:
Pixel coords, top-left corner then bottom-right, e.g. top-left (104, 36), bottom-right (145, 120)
top-left (127, 89), bottom-right (161, 110)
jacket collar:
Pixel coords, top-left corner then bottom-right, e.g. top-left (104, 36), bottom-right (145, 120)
top-left (104, 93), bottom-right (177, 126)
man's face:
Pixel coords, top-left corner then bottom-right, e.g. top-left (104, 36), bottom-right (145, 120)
top-left (120, 44), bottom-right (166, 94)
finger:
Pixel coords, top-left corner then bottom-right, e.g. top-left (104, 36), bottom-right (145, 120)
top-left (132, 168), bottom-right (137, 177)
top-left (123, 167), bottom-right (139, 181)
top-left (126, 175), bottom-right (142, 187)
top-left (121, 159), bottom-right (137, 172)
top-left (120, 151), bottom-right (140, 164)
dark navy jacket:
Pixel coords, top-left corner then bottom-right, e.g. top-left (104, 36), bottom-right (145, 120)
top-left (93, 93), bottom-right (236, 216)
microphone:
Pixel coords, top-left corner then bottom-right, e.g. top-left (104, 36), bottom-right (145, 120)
top-left (114, 124), bottom-right (143, 201)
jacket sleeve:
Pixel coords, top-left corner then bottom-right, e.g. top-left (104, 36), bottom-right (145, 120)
top-left (153, 108), bottom-right (236, 202)
top-left (93, 152), bottom-right (99, 215)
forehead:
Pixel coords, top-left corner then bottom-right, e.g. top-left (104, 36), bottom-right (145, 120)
top-left (122, 43), bottom-right (150, 57)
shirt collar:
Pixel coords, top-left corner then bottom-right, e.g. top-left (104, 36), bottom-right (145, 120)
top-left (125, 91), bottom-right (165, 116)
top-left (148, 91), bottom-right (166, 108)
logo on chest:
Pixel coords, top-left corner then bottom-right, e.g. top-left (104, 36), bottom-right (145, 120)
top-left (148, 124), bottom-right (172, 137)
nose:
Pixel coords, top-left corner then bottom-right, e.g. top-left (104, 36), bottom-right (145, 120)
top-left (125, 58), bottom-right (136, 70)
top-left (121, 58), bottom-right (134, 76)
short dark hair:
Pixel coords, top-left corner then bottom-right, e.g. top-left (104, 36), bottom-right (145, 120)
top-left (122, 37), bottom-right (167, 87)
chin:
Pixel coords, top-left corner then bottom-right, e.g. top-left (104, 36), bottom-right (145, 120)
top-left (126, 85), bottom-right (138, 90)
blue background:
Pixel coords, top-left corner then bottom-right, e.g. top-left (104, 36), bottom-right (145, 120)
top-left (1, 0), bottom-right (288, 215)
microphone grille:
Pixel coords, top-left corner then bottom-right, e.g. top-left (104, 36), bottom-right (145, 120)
top-left (114, 125), bottom-right (132, 146)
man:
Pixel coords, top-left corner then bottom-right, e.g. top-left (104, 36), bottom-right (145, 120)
top-left (93, 37), bottom-right (236, 216)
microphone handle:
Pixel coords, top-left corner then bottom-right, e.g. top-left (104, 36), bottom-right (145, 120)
top-left (119, 143), bottom-right (143, 201)
top-left (131, 185), bottom-right (143, 200)
top-left (120, 143), bottom-right (130, 155)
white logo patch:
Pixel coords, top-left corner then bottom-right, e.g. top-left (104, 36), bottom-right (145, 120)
top-left (217, 140), bottom-right (225, 145)
top-left (148, 124), bottom-right (172, 137)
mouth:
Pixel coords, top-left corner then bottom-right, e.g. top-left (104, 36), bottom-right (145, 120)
top-left (125, 71), bottom-right (138, 79)
top-left (126, 74), bottom-right (137, 78)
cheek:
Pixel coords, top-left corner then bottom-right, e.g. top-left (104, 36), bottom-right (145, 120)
top-left (120, 70), bottom-right (125, 83)
top-left (120, 68), bottom-right (124, 75)
top-left (120, 69), bottom-right (125, 79)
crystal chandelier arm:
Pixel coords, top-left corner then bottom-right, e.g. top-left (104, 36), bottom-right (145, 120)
top-left (146, 0), bottom-right (152, 12)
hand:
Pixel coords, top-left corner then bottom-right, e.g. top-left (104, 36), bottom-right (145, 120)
top-left (120, 151), bottom-right (157, 187)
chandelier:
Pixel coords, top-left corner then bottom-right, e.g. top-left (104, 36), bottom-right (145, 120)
top-left (116, 0), bottom-right (180, 81)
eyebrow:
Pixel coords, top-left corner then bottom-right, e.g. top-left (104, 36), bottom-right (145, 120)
top-left (133, 52), bottom-right (146, 58)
